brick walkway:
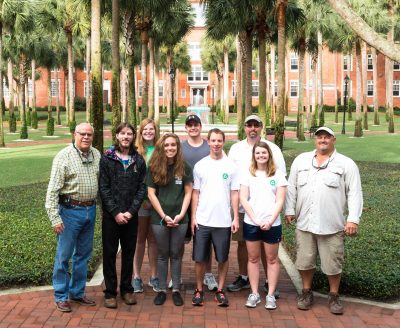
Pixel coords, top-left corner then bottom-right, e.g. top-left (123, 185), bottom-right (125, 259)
top-left (0, 241), bottom-right (399, 327)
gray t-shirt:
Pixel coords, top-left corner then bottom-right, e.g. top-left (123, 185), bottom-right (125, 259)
top-left (181, 139), bottom-right (210, 169)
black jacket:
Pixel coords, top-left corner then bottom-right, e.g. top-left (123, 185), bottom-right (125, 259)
top-left (99, 146), bottom-right (146, 219)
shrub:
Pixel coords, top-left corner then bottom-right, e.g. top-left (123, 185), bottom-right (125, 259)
top-left (20, 123), bottom-right (28, 139)
top-left (31, 111), bottom-right (38, 129)
top-left (69, 120), bottom-right (76, 133)
top-left (9, 112), bottom-right (17, 132)
top-left (74, 96), bottom-right (86, 111)
top-left (26, 110), bottom-right (32, 127)
top-left (104, 104), bottom-right (112, 112)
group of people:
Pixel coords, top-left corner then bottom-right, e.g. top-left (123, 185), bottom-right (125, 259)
top-left (45, 113), bottom-right (362, 315)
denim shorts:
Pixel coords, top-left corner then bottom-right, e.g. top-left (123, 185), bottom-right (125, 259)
top-left (243, 222), bottom-right (282, 244)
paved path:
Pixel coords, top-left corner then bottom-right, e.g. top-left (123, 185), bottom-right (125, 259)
top-left (0, 242), bottom-right (399, 327)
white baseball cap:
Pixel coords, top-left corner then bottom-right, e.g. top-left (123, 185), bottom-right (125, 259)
top-left (315, 127), bottom-right (335, 137)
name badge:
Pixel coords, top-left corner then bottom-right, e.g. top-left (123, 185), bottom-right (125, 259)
top-left (175, 176), bottom-right (183, 185)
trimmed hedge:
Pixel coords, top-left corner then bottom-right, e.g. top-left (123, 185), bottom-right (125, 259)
top-left (282, 150), bottom-right (400, 301)
top-left (0, 182), bottom-right (102, 288)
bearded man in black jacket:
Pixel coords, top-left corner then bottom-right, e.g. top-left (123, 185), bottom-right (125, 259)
top-left (99, 123), bottom-right (147, 309)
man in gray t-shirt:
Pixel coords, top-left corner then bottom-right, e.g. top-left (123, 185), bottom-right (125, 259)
top-left (180, 114), bottom-right (218, 292)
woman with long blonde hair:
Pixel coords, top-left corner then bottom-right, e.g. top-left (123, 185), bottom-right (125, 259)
top-left (132, 119), bottom-right (160, 293)
top-left (146, 133), bottom-right (193, 306)
top-left (239, 141), bottom-right (287, 310)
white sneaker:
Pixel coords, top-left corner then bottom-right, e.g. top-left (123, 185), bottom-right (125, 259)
top-left (245, 293), bottom-right (261, 308)
top-left (203, 273), bottom-right (218, 291)
top-left (265, 295), bottom-right (277, 310)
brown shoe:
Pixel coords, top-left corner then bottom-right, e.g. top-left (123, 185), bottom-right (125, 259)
top-left (104, 297), bottom-right (117, 309)
top-left (70, 296), bottom-right (96, 306)
top-left (328, 293), bottom-right (344, 315)
top-left (121, 292), bottom-right (137, 305)
top-left (55, 301), bottom-right (72, 312)
top-left (297, 289), bottom-right (314, 310)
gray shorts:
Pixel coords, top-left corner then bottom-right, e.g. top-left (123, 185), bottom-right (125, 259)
top-left (138, 201), bottom-right (152, 217)
top-left (192, 224), bottom-right (231, 263)
top-left (295, 229), bottom-right (345, 276)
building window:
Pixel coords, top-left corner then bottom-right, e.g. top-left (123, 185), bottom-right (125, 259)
top-left (51, 79), bottom-right (61, 97)
top-left (290, 53), bottom-right (299, 71)
top-left (158, 80), bottom-right (164, 97)
top-left (290, 80), bottom-right (299, 97)
top-left (3, 79), bottom-right (9, 97)
top-left (252, 80), bottom-right (259, 97)
top-left (181, 88), bottom-right (186, 98)
top-left (28, 80), bottom-right (32, 97)
top-left (367, 54), bottom-right (373, 70)
top-left (393, 80), bottom-right (400, 96)
top-left (138, 80), bottom-right (143, 97)
top-left (232, 80), bottom-right (236, 97)
top-left (394, 62), bottom-right (400, 71)
top-left (188, 65), bottom-right (208, 82)
top-left (367, 80), bottom-right (373, 97)
top-left (188, 43), bottom-right (201, 60)
top-left (343, 55), bottom-right (353, 71)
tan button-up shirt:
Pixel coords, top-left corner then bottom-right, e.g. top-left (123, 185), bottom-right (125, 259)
top-left (285, 150), bottom-right (363, 235)
top-left (45, 144), bottom-right (101, 227)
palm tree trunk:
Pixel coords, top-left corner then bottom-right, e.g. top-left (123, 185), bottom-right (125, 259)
top-left (148, 37), bottom-right (155, 120)
top-left (19, 53), bottom-right (28, 139)
top-left (317, 30), bottom-right (323, 120)
top-left (31, 59), bottom-right (38, 129)
top-left (275, 0), bottom-right (288, 149)
top-left (386, 1), bottom-right (395, 133)
top-left (270, 43), bottom-right (276, 123)
top-left (236, 33), bottom-right (243, 137)
top-left (140, 30), bottom-right (149, 118)
top-left (371, 47), bottom-right (379, 125)
top-left (86, 35), bottom-right (91, 122)
top-left (223, 47), bottom-right (229, 124)
top-left (111, 0), bottom-right (121, 141)
top-left (91, 0), bottom-right (103, 151)
top-left (154, 46), bottom-right (160, 126)
top-left (311, 54), bottom-right (318, 126)
top-left (297, 36), bottom-right (306, 141)
top-left (354, 39), bottom-right (363, 137)
top-left (7, 59), bottom-right (15, 133)
top-left (258, 27), bottom-right (267, 129)
top-left (245, 30), bottom-right (253, 117)
top-left (305, 52), bottom-right (311, 128)
top-left (361, 41), bottom-right (368, 130)
top-left (0, 23), bottom-right (4, 147)
top-left (55, 69), bottom-right (61, 125)
top-left (334, 52), bottom-right (339, 123)
top-left (347, 53), bottom-right (352, 120)
top-left (46, 68), bottom-right (54, 136)
top-left (67, 30), bottom-right (75, 131)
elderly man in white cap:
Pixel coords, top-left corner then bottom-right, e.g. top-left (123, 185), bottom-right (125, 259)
top-left (227, 115), bottom-right (286, 296)
top-left (285, 127), bottom-right (363, 314)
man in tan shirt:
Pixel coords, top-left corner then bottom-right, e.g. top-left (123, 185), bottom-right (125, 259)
top-left (285, 127), bottom-right (362, 315)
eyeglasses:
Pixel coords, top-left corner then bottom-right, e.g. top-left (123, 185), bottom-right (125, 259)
top-left (245, 123), bottom-right (261, 128)
top-left (312, 156), bottom-right (331, 170)
top-left (74, 144), bottom-right (94, 165)
top-left (76, 132), bottom-right (93, 138)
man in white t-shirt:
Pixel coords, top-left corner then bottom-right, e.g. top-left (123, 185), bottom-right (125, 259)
top-left (191, 128), bottom-right (239, 307)
top-left (227, 115), bottom-right (286, 294)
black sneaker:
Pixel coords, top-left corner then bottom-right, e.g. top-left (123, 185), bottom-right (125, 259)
top-left (172, 291), bottom-right (184, 306)
top-left (227, 276), bottom-right (250, 292)
top-left (215, 289), bottom-right (229, 307)
top-left (192, 289), bottom-right (204, 306)
top-left (263, 281), bottom-right (280, 299)
top-left (154, 291), bottom-right (167, 305)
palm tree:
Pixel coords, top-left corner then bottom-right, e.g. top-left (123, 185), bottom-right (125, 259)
top-left (91, 0), bottom-right (103, 151)
top-left (111, 0), bottom-right (121, 141)
top-left (354, 38), bottom-right (363, 137)
top-left (0, 19), bottom-right (4, 147)
top-left (371, 47), bottom-right (379, 125)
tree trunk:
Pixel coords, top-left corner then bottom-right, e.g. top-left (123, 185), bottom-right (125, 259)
top-left (0, 23), bottom-right (4, 147)
top-left (334, 51), bottom-right (339, 123)
top-left (91, 0), bottom-right (103, 151)
top-left (327, 0), bottom-right (400, 62)
top-left (47, 67), bottom-right (54, 136)
top-left (311, 54), bottom-right (318, 126)
top-left (371, 47), bottom-right (379, 125)
top-left (386, 1), bottom-right (395, 133)
top-left (270, 44), bottom-right (276, 124)
top-left (361, 41), bottom-right (368, 130)
top-left (354, 39), bottom-right (363, 137)
top-left (31, 59), bottom-right (38, 129)
top-left (317, 30), bottom-right (323, 118)
top-left (148, 37), bottom-right (155, 120)
top-left (347, 53), bottom-right (352, 120)
top-left (67, 30), bottom-right (75, 130)
top-left (258, 24), bottom-right (267, 129)
top-left (154, 46), bottom-right (160, 127)
top-left (111, 0), bottom-right (121, 142)
top-left (140, 30), bottom-right (149, 118)
top-left (19, 53), bottom-right (28, 139)
top-left (7, 59), bottom-right (15, 133)
top-left (236, 33), bottom-right (244, 138)
top-left (274, 0), bottom-right (287, 149)
top-left (245, 30), bottom-right (253, 117)
top-left (223, 47), bottom-right (229, 124)
top-left (297, 36), bottom-right (306, 141)
top-left (86, 35), bottom-right (91, 122)
top-left (55, 69), bottom-right (61, 125)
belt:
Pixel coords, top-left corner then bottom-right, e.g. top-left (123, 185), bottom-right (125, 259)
top-left (69, 199), bottom-right (96, 207)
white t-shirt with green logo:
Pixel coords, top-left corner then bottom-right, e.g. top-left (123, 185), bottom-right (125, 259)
top-left (193, 156), bottom-right (239, 228)
top-left (240, 169), bottom-right (288, 227)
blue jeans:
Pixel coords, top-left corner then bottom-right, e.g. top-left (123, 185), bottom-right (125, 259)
top-left (53, 204), bottom-right (96, 302)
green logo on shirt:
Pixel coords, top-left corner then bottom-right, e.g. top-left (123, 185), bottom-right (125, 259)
top-left (222, 173), bottom-right (229, 180)
top-left (270, 180), bottom-right (276, 186)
